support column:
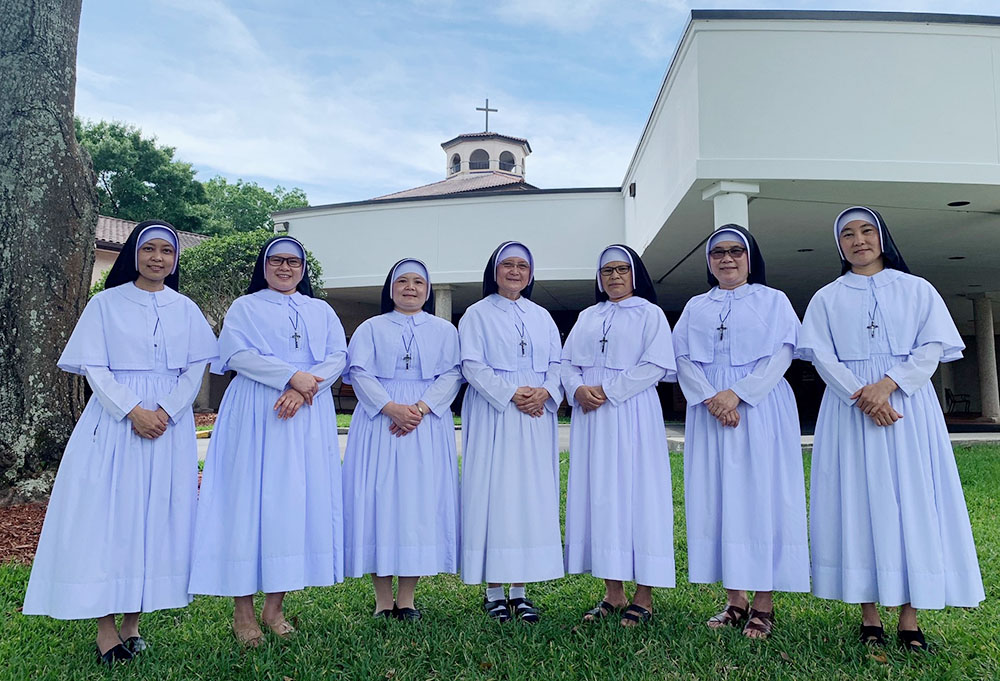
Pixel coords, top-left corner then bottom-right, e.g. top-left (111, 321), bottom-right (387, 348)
top-left (434, 284), bottom-right (453, 323)
top-left (701, 181), bottom-right (760, 230)
top-left (973, 294), bottom-right (1000, 423)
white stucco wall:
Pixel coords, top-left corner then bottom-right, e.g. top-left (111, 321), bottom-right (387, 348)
top-left (280, 190), bottom-right (624, 290)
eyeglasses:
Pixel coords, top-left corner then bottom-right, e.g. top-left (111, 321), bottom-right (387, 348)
top-left (599, 265), bottom-right (631, 277)
top-left (267, 256), bottom-right (304, 269)
top-left (498, 261), bottom-right (530, 272)
top-left (708, 246), bottom-right (747, 260)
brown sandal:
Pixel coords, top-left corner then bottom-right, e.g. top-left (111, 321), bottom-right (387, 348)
top-left (743, 608), bottom-right (774, 639)
top-left (262, 616), bottom-right (296, 638)
top-left (232, 621), bottom-right (264, 647)
top-left (707, 603), bottom-right (748, 629)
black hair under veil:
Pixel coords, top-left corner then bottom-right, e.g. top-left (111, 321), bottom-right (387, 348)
top-left (247, 235), bottom-right (314, 296)
top-left (706, 224), bottom-right (767, 287)
top-left (595, 244), bottom-right (657, 305)
top-left (105, 220), bottom-right (181, 291)
top-left (836, 207), bottom-right (910, 275)
top-left (481, 241), bottom-right (535, 300)
top-left (380, 258), bottom-right (436, 314)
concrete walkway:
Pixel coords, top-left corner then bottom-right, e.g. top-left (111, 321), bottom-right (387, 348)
top-left (197, 423), bottom-right (999, 461)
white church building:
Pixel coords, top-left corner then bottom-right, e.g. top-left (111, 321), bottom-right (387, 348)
top-left (274, 9), bottom-right (1000, 423)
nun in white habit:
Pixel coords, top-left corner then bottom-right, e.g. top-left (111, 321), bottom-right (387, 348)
top-left (800, 207), bottom-right (984, 652)
top-left (189, 236), bottom-right (347, 647)
top-left (561, 245), bottom-right (676, 627)
top-left (342, 258), bottom-right (462, 621)
top-left (23, 220), bottom-right (217, 665)
top-left (459, 241), bottom-right (564, 623)
top-left (673, 224), bottom-right (807, 640)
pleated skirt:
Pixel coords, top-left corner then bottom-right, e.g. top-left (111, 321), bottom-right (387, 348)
top-left (810, 353), bottom-right (984, 608)
top-left (342, 376), bottom-right (459, 577)
top-left (24, 370), bottom-right (198, 619)
top-left (189, 373), bottom-right (343, 596)
top-left (564, 367), bottom-right (675, 586)
top-left (460, 368), bottom-right (563, 584)
top-left (683, 363), bottom-right (809, 592)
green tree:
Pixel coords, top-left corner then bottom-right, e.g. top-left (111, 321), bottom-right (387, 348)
top-left (76, 118), bottom-right (207, 233)
top-left (200, 177), bottom-right (309, 236)
top-left (179, 229), bottom-right (324, 333)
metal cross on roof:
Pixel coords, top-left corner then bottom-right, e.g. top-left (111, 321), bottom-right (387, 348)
top-left (476, 98), bottom-right (498, 132)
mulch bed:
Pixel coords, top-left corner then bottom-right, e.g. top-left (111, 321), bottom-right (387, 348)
top-left (0, 502), bottom-right (46, 564)
top-left (194, 413), bottom-right (217, 427)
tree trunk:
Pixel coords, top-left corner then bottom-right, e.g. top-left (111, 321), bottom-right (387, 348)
top-left (0, 0), bottom-right (98, 503)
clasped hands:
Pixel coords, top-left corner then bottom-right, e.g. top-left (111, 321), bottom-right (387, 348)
top-left (273, 370), bottom-right (326, 420)
top-left (704, 389), bottom-right (741, 428)
top-left (127, 405), bottom-right (170, 439)
top-left (851, 376), bottom-right (902, 427)
top-left (574, 385), bottom-right (606, 413)
top-left (382, 400), bottom-right (431, 437)
top-left (514, 386), bottom-right (550, 417)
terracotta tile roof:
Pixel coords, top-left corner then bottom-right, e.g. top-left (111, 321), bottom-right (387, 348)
top-left (95, 215), bottom-right (209, 251)
top-left (372, 172), bottom-right (537, 201)
top-left (440, 132), bottom-right (531, 152)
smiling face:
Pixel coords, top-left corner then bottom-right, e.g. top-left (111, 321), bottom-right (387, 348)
top-left (136, 238), bottom-right (176, 290)
top-left (839, 220), bottom-right (884, 273)
top-left (707, 240), bottom-right (749, 289)
top-left (264, 251), bottom-right (305, 294)
top-left (496, 257), bottom-right (530, 299)
top-left (599, 261), bottom-right (634, 302)
top-left (392, 272), bottom-right (428, 314)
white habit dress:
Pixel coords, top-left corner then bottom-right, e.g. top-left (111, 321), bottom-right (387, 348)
top-left (674, 283), bottom-right (809, 592)
top-left (189, 288), bottom-right (347, 596)
top-left (342, 310), bottom-right (463, 577)
top-left (561, 296), bottom-right (677, 587)
top-left (800, 268), bottom-right (984, 608)
top-left (23, 283), bottom-right (217, 619)
top-left (459, 293), bottom-right (565, 584)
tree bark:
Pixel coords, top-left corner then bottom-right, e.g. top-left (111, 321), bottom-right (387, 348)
top-left (0, 0), bottom-right (98, 503)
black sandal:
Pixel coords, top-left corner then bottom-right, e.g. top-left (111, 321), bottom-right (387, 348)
top-left (508, 597), bottom-right (540, 623)
top-left (483, 597), bottom-right (511, 623)
top-left (707, 603), bottom-right (749, 628)
top-left (898, 628), bottom-right (930, 653)
top-left (743, 608), bottom-right (774, 639)
top-left (122, 636), bottom-right (147, 654)
top-left (395, 607), bottom-right (422, 621)
top-left (582, 600), bottom-right (625, 622)
top-left (620, 603), bottom-right (652, 627)
top-left (96, 642), bottom-right (133, 666)
top-left (859, 623), bottom-right (886, 645)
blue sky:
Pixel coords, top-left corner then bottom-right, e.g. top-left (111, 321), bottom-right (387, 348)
top-left (77, 0), bottom-right (1000, 205)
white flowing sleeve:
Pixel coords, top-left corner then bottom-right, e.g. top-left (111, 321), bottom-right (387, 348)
top-left (462, 359), bottom-right (517, 412)
top-left (675, 357), bottom-right (717, 405)
top-left (811, 348), bottom-right (865, 405)
top-left (560, 360), bottom-right (585, 408)
top-left (350, 366), bottom-right (392, 418)
top-left (730, 344), bottom-right (793, 408)
top-left (227, 350), bottom-right (297, 390)
top-left (157, 361), bottom-right (210, 424)
top-left (602, 363), bottom-right (666, 407)
top-left (419, 367), bottom-right (463, 417)
top-left (885, 342), bottom-right (942, 397)
top-left (312, 353), bottom-right (348, 393)
top-left (83, 366), bottom-right (141, 422)
top-left (540, 323), bottom-right (564, 413)
top-left (311, 308), bottom-right (349, 392)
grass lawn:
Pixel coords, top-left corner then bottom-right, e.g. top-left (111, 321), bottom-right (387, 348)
top-left (2, 446), bottom-right (997, 680)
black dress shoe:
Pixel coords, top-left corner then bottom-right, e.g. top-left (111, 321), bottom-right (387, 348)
top-left (394, 607), bottom-right (422, 621)
top-left (373, 605), bottom-right (396, 619)
top-left (122, 636), bottom-right (147, 654)
top-left (96, 643), bottom-right (133, 666)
